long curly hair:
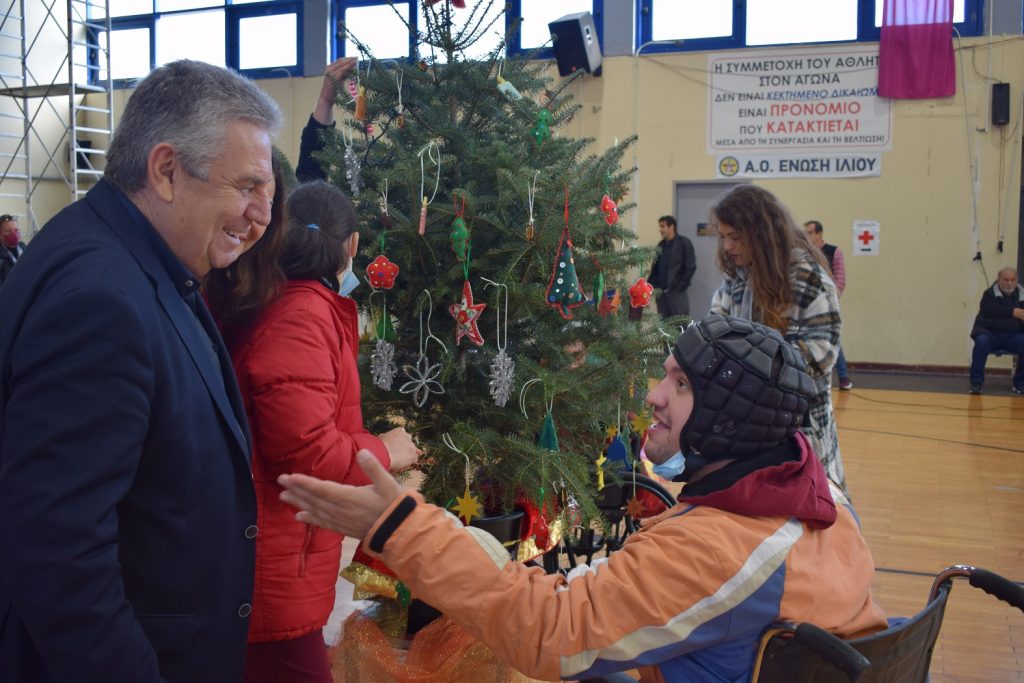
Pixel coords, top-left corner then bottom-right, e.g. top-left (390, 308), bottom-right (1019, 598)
top-left (712, 185), bottom-right (826, 333)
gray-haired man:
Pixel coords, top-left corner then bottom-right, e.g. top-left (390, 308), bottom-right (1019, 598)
top-left (0, 60), bottom-right (281, 682)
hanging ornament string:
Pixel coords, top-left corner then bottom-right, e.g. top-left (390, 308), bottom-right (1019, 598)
top-left (379, 177), bottom-right (392, 229)
top-left (393, 68), bottom-right (405, 128)
top-left (398, 291), bottom-right (448, 407)
top-left (417, 142), bottom-right (441, 235)
top-left (442, 433), bottom-right (483, 524)
top-left (525, 171), bottom-right (539, 241)
top-left (482, 278), bottom-right (514, 407)
top-left (367, 290), bottom-right (398, 390)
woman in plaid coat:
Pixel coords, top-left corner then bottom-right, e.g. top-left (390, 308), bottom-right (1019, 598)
top-left (708, 185), bottom-right (846, 490)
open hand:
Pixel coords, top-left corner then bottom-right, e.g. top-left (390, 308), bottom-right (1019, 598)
top-left (279, 451), bottom-right (404, 539)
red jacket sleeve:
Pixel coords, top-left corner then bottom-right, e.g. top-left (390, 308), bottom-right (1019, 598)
top-left (242, 297), bottom-right (389, 484)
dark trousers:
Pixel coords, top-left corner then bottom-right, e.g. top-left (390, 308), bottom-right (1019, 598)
top-left (244, 629), bottom-right (333, 683)
top-left (970, 331), bottom-right (1024, 387)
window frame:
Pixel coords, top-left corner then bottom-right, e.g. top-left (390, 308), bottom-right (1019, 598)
top-left (636, 0), bottom-right (986, 55)
top-left (99, 0), bottom-right (304, 87)
top-left (332, 0), bottom-right (418, 61)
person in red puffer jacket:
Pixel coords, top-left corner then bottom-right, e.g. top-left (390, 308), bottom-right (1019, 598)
top-left (210, 180), bottom-right (420, 682)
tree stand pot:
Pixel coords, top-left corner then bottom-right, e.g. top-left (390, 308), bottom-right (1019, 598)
top-left (405, 509), bottom-right (526, 635)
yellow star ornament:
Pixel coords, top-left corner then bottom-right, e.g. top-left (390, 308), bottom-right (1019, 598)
top-left (453, 485), bottom-right (483, 524)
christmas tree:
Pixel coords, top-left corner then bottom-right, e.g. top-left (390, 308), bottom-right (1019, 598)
top-left (316, 0), bottom-right (667, 530)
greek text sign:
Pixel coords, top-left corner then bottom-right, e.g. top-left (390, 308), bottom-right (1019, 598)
top-left (715, 153), bottom-right (881, 179)
top-left (707, 47), bottom-right (892, 154)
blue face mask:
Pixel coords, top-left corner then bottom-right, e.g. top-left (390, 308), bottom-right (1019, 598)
top-left (652, 451), bottom-right (686, 480)
top-left (339, 266), bottom-right (360, 297)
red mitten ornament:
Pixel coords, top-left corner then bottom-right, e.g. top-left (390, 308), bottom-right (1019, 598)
top-left (449, 280), bottom-right (486, 346)
top-left (366, 255), bottom-right (399, 290)
top-left (628, 277), bottom-right (654, 308)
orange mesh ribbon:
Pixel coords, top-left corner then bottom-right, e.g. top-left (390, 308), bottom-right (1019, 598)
top-left (332, 609), bottom-right (551, 683)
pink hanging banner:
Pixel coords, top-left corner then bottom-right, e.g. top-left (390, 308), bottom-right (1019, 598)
top-left (878, 0), bottom-right (955, 99)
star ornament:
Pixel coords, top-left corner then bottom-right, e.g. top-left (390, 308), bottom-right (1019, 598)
top-left (453, 485), bottom-right (483, 524)
top-left (625, 495), bottom-right (645, 519)
top-left (449, 280), bottom-right (486, 346)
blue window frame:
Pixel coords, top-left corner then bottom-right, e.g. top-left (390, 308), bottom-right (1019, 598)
top-left (637, 0), bottom-right (985, 55)
top-left (97, 0), bottom-right (303, 86)
top-left (332, 1), bottom-right (602, 61)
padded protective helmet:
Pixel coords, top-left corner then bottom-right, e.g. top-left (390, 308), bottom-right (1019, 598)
top-left (671, 314), bottom-right (814, 468)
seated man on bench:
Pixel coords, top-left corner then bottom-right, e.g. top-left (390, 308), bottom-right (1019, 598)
top-left (970, 266), bottom-right (1024, 395)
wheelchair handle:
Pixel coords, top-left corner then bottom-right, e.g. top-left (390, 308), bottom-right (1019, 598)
top-left (968, 567), bottom-right (1024, 612)
top-left (793, 623), bottom-right (870, 682)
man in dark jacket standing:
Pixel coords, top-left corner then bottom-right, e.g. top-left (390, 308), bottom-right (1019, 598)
top-left (648, 215), bottom-right (696, 319)
top-left (969, 266), bottom-right (1024, 394)
top-left (0, 60), bottom-right (280, 682)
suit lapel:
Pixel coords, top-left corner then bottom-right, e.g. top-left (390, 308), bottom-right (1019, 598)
top-left (85, 182), bottom-right (251, 462)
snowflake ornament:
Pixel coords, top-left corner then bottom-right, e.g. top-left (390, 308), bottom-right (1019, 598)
top-left (369, 339), bottom-right (398, 390)
top-left (488, 349), bottom-right (515, 407)
top-left (399, 354), bottom-right (445, 408)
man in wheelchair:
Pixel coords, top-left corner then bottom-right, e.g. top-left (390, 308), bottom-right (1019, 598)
top-left (278, 314), bottom-right (888, 682)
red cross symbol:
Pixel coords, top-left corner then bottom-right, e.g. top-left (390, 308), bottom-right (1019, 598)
top-left (857, 230), bottom-right (875, 246)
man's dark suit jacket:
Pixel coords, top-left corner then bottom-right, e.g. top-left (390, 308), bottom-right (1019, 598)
top-left (0, 180), bottom-right (257, 682)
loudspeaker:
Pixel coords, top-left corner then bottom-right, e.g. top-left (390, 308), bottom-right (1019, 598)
top-left (992, 82), bottom-right (1010, 126)
top-left (549, 12), bottom-right (602, 77)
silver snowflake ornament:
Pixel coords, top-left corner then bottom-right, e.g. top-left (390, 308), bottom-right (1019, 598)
top-left (488, 349), bottom-right (515, 407)
top-left (369, 339), bottom-right (397, 390)
top-left (399, 353), bottom-right (444, 408)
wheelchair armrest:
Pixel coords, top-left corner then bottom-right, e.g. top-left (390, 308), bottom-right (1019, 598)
top-left (792, 623), bottom-right (870, 682)
top-left (969, 568), bottom-right (1024, 612)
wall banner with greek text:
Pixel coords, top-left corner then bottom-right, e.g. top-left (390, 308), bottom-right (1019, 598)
top-left (715, 153), bottom-right (882, 179)
top-left (707, 47), bottom-right (892, 155)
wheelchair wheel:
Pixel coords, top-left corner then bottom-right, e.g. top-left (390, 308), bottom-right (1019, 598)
top-left (543, 472), bottom-right (677, 574)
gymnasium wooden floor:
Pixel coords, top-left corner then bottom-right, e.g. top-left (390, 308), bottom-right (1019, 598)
top-left (327, 381), bottom-right (1024, 681)
top-left (838, 385), bottom-right (1024, 682)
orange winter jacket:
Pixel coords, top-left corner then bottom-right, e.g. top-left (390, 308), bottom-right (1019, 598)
top-left (230, 280), bottom-right (390, 642)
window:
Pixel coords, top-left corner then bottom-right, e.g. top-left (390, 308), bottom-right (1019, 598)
top-left (340, 2), bottom-right (415, 60)
top-left (334, 1), bottom-right (601, 61)
top-left (639, 0), bottom-right (983, 53)
top-left (100, 0), bottom-right (301, 85)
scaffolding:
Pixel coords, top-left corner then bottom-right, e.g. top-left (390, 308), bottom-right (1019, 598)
top-left (0, 0), bottom-right (112, 235)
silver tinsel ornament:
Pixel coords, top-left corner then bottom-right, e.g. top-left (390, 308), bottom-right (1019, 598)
top-left (488, 349), bottom-right (515, 407)
top-left (369, 339), bottom-right (397, 390)
top-left (344, 145), bottom-right (362, 197)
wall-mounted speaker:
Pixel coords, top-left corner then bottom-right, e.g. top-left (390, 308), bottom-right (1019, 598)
top-left (992, 82), bottom-right (1010, 126)
top-left (549, 12), bottom-right (602, 77)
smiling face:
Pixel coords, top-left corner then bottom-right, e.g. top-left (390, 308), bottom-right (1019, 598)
top-left (644, 354), bottom-right (695, 464)
top-left (717, 220), bottom-right (753, 268)
top-left (167, 120), bottom-right (275, 276)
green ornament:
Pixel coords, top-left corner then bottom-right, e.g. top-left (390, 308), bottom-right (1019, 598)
top-left (545, 227), bottom-right (586, 319)
top-left (396, 581), bottom-right (411, 608)
top-left (450, 216), bottom-right (470, 261)
top-left (531, 108), bottom-right (552, 144)
top-left (592, 271), bottom-right (604, 309)
top-left (375, 312), bottom-right (396, 342)
top-left (538, 411), bottom-right (559, 451)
